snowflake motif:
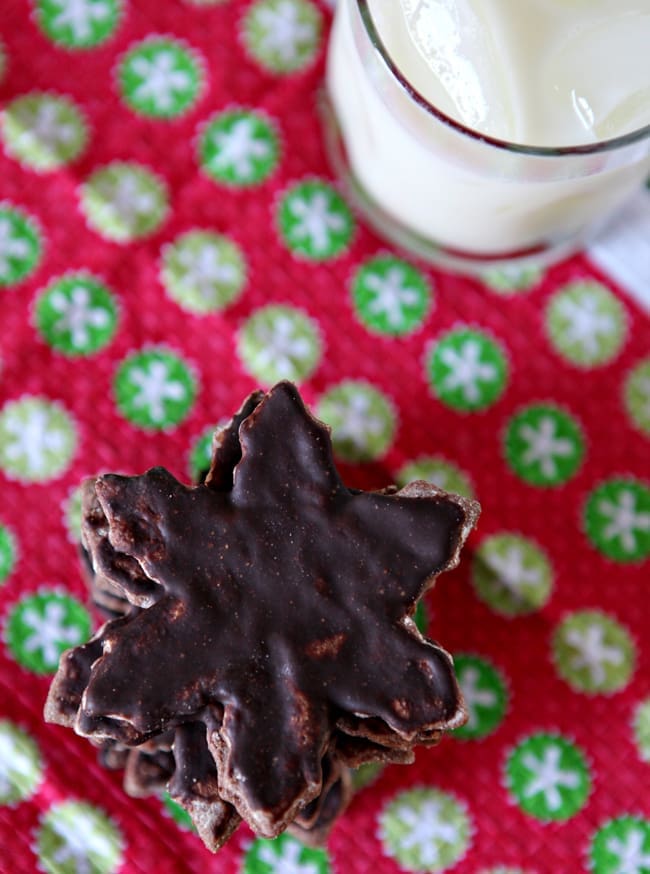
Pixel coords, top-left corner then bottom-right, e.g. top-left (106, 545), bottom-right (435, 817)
top-left (35, 0), bottom-right (121, 49)
top-left (115, 350), bottom-right (196, 429)
top-left (0, 206), bottom-right (41, 286)
top-left (161, 231), bottom-right (245, 314)
top-left (6, 591), bottom-right (90, 674)
top-left (316, 381), bottom-right (396, 463)
top-left (505, 405), bottom-right (583, 487)
top-left (36, 801), bottom-right (123, 874)
top-left (0, 721), bottom-right (42, 805)
top-left (243, 0), bottom-right (322, 74)
top-left (119, 38), bottom-right (202, 118)
top-left (454, 655), bottom-right (507, 740)
top-left (396, 457), bottom-right (475, 500)
top-left (590, 817), bottom-right (650, 874)
top-left (36, 276), bottom-right (117, 355)
top-left (248, 835), bottom-right (329, 873)
top-left (553, 610), bottom-right (635, 694)
top-left (237, 304), bottom-right (321, 385)
top-left (278, 180), bottom-right (353, 260)
top-left (506, 734), bottom-right (590, 821)
top-left (80, 163), bottom-right (168, 243)
top-left (624, 360), bottom-right (650, 436)
top-left (0, 397), bottom-right (76, 482)
top-left (201, 110), bottom-right (279, 186)
top-left (427, 328), bottom-right (507, 412)
top-left (472, 534), bottom-right (552, 616)
top-left (1, 93), bottom-right (87, 171)
top-left (0, 523), bottom-right (17, 584)
top-left (379, 788), bottom-right (471, 872)
top-left (585, 480), bottom-right (650, 563)
top-left (546, 281), bottom-right (626, 368)
top-left (353, 256), bottom-right (430, 336)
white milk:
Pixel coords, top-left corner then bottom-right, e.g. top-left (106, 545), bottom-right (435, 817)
top-left (327, 0), bottom-right (650, 256)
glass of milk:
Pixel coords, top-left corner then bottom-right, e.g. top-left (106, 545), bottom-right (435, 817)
top-left (325, 0), bottom-right (650, 273)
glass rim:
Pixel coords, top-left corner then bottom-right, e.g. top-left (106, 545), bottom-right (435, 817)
top-left (357, 0), bottom-right (650, 158)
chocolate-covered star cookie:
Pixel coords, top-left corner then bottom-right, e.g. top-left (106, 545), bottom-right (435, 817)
top-left (46, 382), bottom-right (479, 845)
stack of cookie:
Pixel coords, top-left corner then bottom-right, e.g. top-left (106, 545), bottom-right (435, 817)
top-left (45, 382), bottom-right (479, 852)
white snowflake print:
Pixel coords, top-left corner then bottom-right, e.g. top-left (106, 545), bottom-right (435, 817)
top-left (286, 190), bottom-right (346, 254)
top-left (47, 0), bottom-right (113, 43)
top-left (49, 809), bottom-right (118, 874)
top-left (517, 416), bottom-right (575, 479)
top-left (247, 313), bottom-right (313, 380)
top-left (483, 545), bottom-right (543, 597)
top-left (48, 284), bottom-right (110, 349)
top-left (209, 118), bottom-right (273, 180)
top-left (94, 173), bottom-right (157, 227)
top-left (21, 600), bottom-right (83, 666)
top-left (606, 829), bottom-right (650, 874)
top-left (439, 339), bottom-right (498, 404)
top-left (9, 99), bottom-right (77, 156)
top-left (554, 294), bottom-right (617, 358)
top-left (326, 392), bottom-right (386, 454)
top-left (520, 745), bottom-right (581, 812)
top-left (393, 798), bottom-right (462, 867)
top-left (598, 490), bottom-right (650, 555)
top-left (0, 731), bottom-right (35, 798)
top-left (1, 402), bottom-right (71, 479)
top-left (257, 840), bottom-right (320, 874)
top-left (460, 666), bottom-right (498, 730)
top-left (255, 1), bottom-right (317, 64)
top-left (127, 360), bottom-right (188, 424)
top-left (363, 266), bottom-right (421, 329)
top-left (563, 624), bottom-right (625, 686)
top-left (174, 242), bottom-right (239, 303)
top-left (0, 216), bottom-right (30, 276)
top-left (128, 51), bottom-right (192, 113)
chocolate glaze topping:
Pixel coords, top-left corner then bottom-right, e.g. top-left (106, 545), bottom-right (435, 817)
top-left (46, 381), bottom-right (479, 841)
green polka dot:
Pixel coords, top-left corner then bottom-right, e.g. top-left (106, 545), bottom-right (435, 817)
top-left (546, 281), bottom-right (626, 368)
top-left (624, 359), bottom-right (650, 437)
top-left (36, 801), bottom-right (123, 874)
top-left (472, 533), bottom-right (553, 617)
top-left (161, 230), bottom-right (246, 314)
top-left (589, 816), bottom-right (650, 874)
top-left (114, 347), bottom-right (197, 431)
top-left (2, 93), bottom-right (87, 171)
top-left (584, 479), bottom-right (650, 563)
top-left (237, 304), bottom-right (321, 385)
top-left (504, 404), bottom-right (584, 487)
top-left (243, 833), bottom-right (330, 873)
top-left (426, 327), bottom-right (508, 412)
top-left (413, 600), bottom-right (428, 637)
top-left (118, 36), bottom-right (204, 119)
top-left (0, 720), bottom-right (42, 806)
top-left (162, 792), bottom-right (195, 832)
top-left (35, 273), bottom-right (118, 355)
top-left (199, 109), bottom-right (279, 187)
top-left (0, 204), bottom-right (42, 287)
top-left (0, 523), bottom-right (17, 585)
top-left (242, 0), bottom-right (322, 74)
top-left (352, 255), bottom-right (430, 336)
top-left (552, 610), bottom-right (635, 695)
top-left (505, 733), bottom-right (590, 822)
top-left (80, 162), bottom-right (168, 243)
top-left (316, 381), bottom-right (396, 463)
top-left (5, 589), bottom-right (91, 675)
top-left (633, 698), bottom-right (650, 763)
top-left (62, 483), bottom-right (85, 544)
top-left (378, 787), bottom-right (471, 873)
top-left (0, 396), bottom-right (76, 483)
top-left (482, 264), bottom-right (542, 295)
top-left (454, 654), bottom-right (508, 740)
top-left (278, 179), bottom-right (354, 260)
top-left (189, 424), bottom-right (217, 483)
top-left (34, 0), bottom-right (122, 49)
top-left (396, 456), bottom-right (475, 499)
top-left (351, 762), bottom-right (384, 791)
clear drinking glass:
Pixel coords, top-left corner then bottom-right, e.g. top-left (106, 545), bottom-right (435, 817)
top-left (324, 0), bottom-right (650, 275)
